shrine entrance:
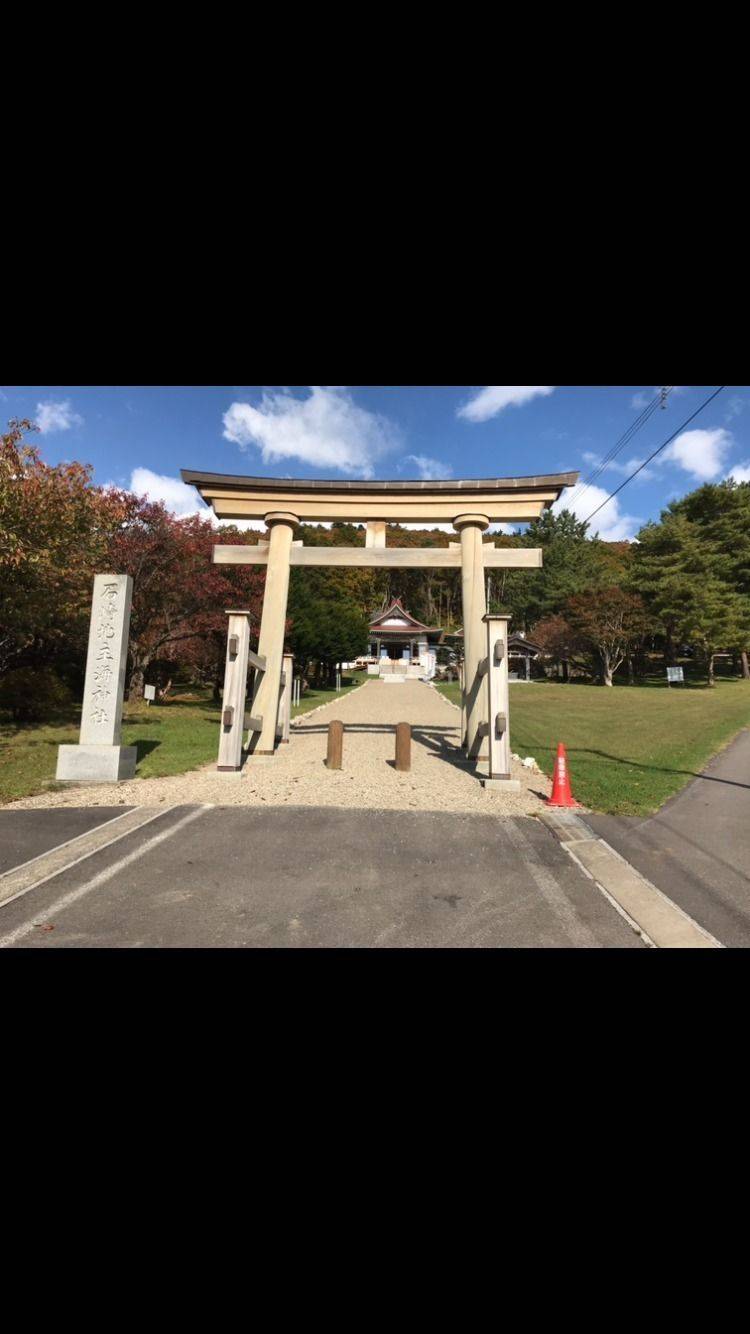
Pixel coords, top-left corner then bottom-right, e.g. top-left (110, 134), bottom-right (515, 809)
top-left (182, 469), bottom-right (576, 786)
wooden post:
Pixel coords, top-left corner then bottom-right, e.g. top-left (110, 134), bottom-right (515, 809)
top-left (280, 653), bottom-right (294, 743)
top-left (481, 614), bottom-right (521, 792)
top-left (250, 511), bottom-right (297, 755)
top-left (326, 720), bottom-right (344, 770)
top-left (395, 722), bottom-right (411, 772)
top-left (455, 514), bottom-right (490, 760)
top-left (217, 610), bottom-right (252, 771)
top-left (459, 656), bottom-right (466, 749)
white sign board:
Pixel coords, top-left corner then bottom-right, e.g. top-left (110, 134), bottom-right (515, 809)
top-left (144, 684), bottom-right (156, 701)
top-left (666, 667), bottom-right (684, 684)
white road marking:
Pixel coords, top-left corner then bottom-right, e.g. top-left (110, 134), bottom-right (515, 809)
top-left (0, 805), bottom-right (211, 948)
top-left (0, 806), bottom-right (180, 910)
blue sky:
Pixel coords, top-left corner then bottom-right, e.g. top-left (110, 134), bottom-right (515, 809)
top-left (2, 384), bottom-right (749, 541)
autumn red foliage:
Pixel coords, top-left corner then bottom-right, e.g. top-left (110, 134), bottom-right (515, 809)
top-left (107, 501), bottom-right (265, 700)
top-left (1, 419), bottom-right (266, 705)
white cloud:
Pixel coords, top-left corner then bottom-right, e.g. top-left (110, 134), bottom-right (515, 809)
top-left (728, 461), bottom-right (750, 484)
top-left (584, 423), bottom-right (734, 490)
top-left (457, 386), bottom-right (554, 422)
top-left (35, 399), bottom-right (84, 434)
top-left (555, 485), bottom-right (641, 542)
top-left (129, 468), bottom-right (263, 530)
top-left (130, 468), bottom-right (205, 517)
top-left (661, 428), bottom-right (732, 482)
top-left (581, 450), bottom-right (654, 482)
top-left (222, 386), bottom-right (400, 478)
top-left (402, 454), bottom-right (453, 480)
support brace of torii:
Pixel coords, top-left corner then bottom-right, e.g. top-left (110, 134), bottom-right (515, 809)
top-left (182, 469), bottom-right (577, 769)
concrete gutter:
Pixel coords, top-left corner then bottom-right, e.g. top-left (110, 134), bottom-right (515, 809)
top-left (538, 809), bottom-right (723, 949)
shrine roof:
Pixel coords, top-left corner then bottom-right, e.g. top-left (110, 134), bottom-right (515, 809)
top-left (369, 599), bottom-right (440, 634)
top-left (508, 634), bottom-right (543, 653)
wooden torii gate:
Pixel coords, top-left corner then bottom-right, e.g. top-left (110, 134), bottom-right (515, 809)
top-left (182, 469), bottom-right (577, 773)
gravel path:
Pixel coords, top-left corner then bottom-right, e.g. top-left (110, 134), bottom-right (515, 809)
top-left (8, 681), bottom-right (550, 814)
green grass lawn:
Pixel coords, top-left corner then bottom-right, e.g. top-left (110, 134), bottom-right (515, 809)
top-left (436, 677), bottom-right (750, 816)
top-left (0, 672), bottom-right (368, 805)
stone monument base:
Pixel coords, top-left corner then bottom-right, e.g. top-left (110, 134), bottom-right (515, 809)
top-left (56, 745), bottom-right (138, 783)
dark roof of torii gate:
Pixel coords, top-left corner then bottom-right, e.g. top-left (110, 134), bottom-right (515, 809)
top-left (182, 469), bottom-right (577, 525)
top-left (182, 470), bottom-right (578, 494)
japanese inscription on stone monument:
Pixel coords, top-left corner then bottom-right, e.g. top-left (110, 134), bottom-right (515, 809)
top-left (79, 574), bottom-right (133, 746)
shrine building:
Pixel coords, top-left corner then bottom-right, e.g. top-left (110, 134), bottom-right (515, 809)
top-left (368, 598), bottom-right (444, 667)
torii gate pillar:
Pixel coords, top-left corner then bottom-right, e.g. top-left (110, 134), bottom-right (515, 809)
top-left (454, 513), bottom-right (490, 760)
top-left (249, 511), bottom-right (298, 755)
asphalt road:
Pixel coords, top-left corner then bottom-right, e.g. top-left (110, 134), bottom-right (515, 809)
top-left (587, 728), bottom-right (750, 948)
top-left (0, 806), bottom-right (643, 949)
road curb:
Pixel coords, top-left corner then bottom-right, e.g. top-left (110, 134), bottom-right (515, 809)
top-left (537, 810), bottom-right (723, 949)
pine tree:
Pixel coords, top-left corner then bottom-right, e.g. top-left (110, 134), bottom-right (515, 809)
top-left (631, 510), bottom-right (750, 684)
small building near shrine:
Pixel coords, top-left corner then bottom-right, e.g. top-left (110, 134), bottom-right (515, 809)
top-left (367, 598), bottom-right (444, 677)
top-left (507, 633), bottom-right (543, 681)
top-left (442, 628), bottom-right (543, 680)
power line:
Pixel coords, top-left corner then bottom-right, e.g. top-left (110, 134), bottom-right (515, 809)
top-left (583, 386), bottom-right (727, 527)
top-left (569, 387), bottom-right (674, 508)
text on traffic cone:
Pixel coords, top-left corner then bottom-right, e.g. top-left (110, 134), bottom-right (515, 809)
top-left (546, 742), bottom-right (580, 808)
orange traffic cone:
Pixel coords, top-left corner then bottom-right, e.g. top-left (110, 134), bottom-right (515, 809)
top-left (546, 742), bottom-right (581, 808)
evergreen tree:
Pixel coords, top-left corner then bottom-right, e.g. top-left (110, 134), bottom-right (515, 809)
top-left (668, 481), bottom-right (750, 677)
top-left (498, 509), bottom-right (630, 630)
top-left (631, 511), bottom-right (750, 684)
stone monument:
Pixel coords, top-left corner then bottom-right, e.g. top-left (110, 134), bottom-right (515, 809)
top-left (56, 574), bottom-right (138, 782)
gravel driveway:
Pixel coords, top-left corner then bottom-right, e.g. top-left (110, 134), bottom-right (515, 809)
top-left (7, 680), bottom-right (550, 815)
